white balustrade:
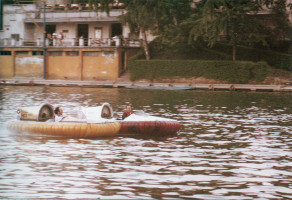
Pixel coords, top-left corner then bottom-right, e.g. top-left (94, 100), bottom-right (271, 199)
top-left (79, 38), bottom-right (84, 46)
top-left (11, 38), bottom-right (16, 46)
top-left (0, 37), bottom-right (140, 47)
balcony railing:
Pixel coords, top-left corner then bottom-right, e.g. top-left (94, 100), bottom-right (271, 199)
top-left (0, 37), bottom-right (141, 48)
top-left (44, 2), bottom-right (125, 12)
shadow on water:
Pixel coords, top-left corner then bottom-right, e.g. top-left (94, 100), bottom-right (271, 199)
top-left (0, 86), bottom-right (291, 199)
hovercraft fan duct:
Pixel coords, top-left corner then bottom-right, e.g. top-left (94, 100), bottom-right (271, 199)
top-left (17, 104), bottom-right (54, 121)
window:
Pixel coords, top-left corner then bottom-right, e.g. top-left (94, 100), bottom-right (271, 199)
top-left (46, 24), bottom-right (56, 36)
top-left (32, 51), bottom-right (43, 56)
top-left (49, 51), bottom-right (62, 56)
top-left (102, 51), bottom-right (115, 57)
top-left (0, 51), bottom-right (11, 55)
top-left (15, 51), bottom-right (29, 56)
top-left (84, 51), bottom-right (98, 57)
top-left (111, 23), bottom-right (122, 37)
top-left (66, 51), bottom-right (79, 56)
top-left (94, 27), bottom-right (102, 39)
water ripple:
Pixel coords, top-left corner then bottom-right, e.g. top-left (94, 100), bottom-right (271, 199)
top-left (0, 86), bottom-right (291, 199)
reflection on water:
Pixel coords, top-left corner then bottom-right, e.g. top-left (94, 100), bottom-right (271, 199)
top-left (0, 86), bottom-right (291, 199)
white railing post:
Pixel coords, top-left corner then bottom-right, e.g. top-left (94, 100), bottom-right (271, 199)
top-left (113, 36), bottom-right (120, 46)
top-left (37, 38), bottom-right (41, 46)
top-left (4, 38), bottom-right (8, 46)
top-left (72, 38), bottom-right (75, 46)
top-left (53, 38), bottom-right (56, 46)
top-left (79, 37), bottom-right (84, 46)
top-left (46, 38), bottom-right (50, 46)
top-left (88, 38), bottom-right (91, 46)
top-left (19, 38), bottom-right (23, 46)
top-left (11, 38), bottom-right (16, 46)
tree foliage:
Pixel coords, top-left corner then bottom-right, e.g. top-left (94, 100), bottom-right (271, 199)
top-left (119, 0), bottom-right (157, 60)
top-left (153, 1), bottom-right (192, 46)
top-left (119, 0), bottom-right (191, 60)
top-left (85, 0), bottom-right (291, 60)
top-left (266, 0), bottom-right (291, 42)
top-left (187, 0), bottom-right (268, 60)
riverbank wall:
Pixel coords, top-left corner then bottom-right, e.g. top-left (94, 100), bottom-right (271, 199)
top-left (1, 78), bottom-right (292, 92)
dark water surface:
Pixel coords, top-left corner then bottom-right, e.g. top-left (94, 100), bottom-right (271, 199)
top-left (0, 86), bottom-right (291, 199)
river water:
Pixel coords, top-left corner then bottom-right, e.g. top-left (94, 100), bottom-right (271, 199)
top-left (0, 86), bottom-right (291, 199)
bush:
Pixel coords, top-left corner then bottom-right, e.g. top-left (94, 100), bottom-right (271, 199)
top-left (128, 59), bottom-right (268, 84)
top-left (149, 38), bottom-right (231, 60)
top-left (212, 43), bottom-right (292, 71)
top-left (148, 39), bottom-right (292, 71)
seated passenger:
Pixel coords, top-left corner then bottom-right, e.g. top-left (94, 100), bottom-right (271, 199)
top-left (122, 106), bottom-right (133, 120)
top-left (54, 106), bottom-right (64, 122)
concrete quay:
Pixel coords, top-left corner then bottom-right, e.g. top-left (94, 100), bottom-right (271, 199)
top-left (1, 78), bottom-right (292, 92)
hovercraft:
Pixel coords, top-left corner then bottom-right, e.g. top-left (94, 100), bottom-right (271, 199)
top-left (7, 103), bottom-right (181, 138)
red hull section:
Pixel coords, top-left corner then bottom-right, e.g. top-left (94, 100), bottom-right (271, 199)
top-left (118, 121), bottom-right (181, 136)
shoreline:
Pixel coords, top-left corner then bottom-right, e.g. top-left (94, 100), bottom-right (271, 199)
top-left (1, 78), bottom-right (292, 92)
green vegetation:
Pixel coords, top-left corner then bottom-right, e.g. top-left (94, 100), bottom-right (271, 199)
top-left (211, 43), bottom-right (292, 71)
top-left (187, 0), bottom-right (266, 61)
top-left (127, 39), bottom-right (291, 83)
top-left (129, 59), bottom-right (268, 84)
top-left (128, 37), bottom-right (292, 83)
top-left (119, 0), bottom-right (192, 60)
top-left (121, 0), bottom-right (291, 83)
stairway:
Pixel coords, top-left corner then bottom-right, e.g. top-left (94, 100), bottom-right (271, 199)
top-left (116, 71), bottom-right (131, 83)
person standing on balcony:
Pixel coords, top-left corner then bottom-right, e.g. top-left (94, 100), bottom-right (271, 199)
top-left (58, 32), bottom-right (64, 46)
top-left (47, 33), bottom-right (52, 46)
top-left (52, 33), bottom-right (58, 46)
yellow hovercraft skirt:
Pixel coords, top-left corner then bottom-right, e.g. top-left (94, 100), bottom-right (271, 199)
top-left (7, 121), bottom-right (121, 138)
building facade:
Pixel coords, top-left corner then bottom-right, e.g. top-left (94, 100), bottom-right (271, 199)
top-left (0, 2), bottom-right (144, 81)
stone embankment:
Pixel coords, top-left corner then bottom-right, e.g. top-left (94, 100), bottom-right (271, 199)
top-left (1, 77), bottom-right (292, 92)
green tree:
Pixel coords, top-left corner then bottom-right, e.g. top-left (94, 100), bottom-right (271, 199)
top-left (153, 0), bottom-right (192, 31)
top-left (87, 0), bottom-right (192, 60)
top-left (120, 0), bottom-right (192, 60)
top-left (188, 0), bottom-right (266, 61)
top-left (119, 0), bottom-right (157, 60)
top-left (152, 0), bottom-right (192, 49)
top-left (265, 0), bottom-right (291, 42)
